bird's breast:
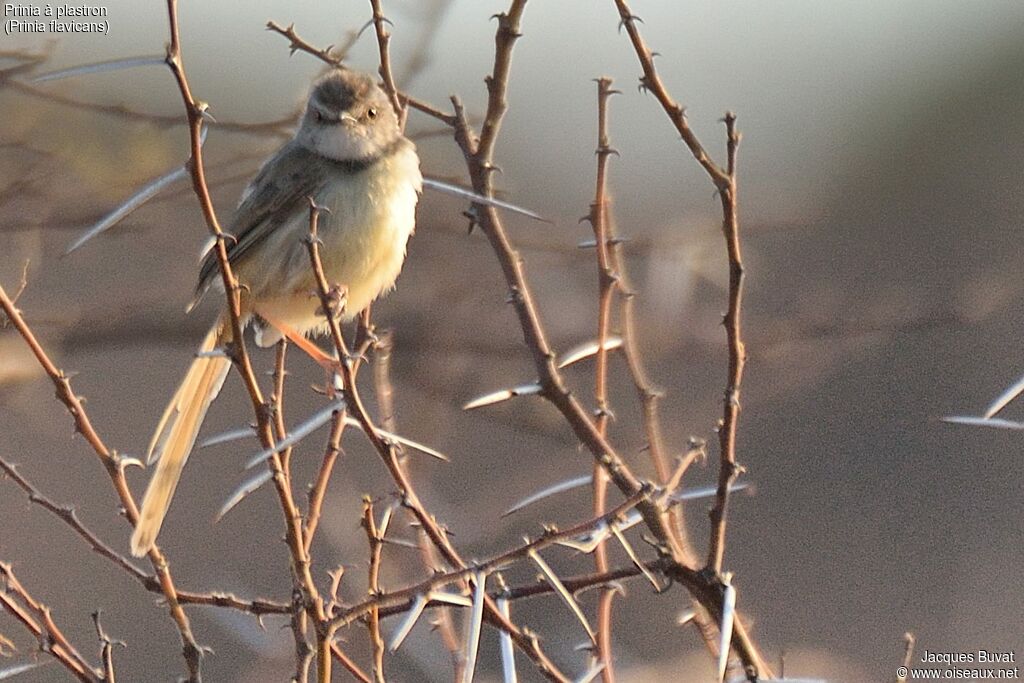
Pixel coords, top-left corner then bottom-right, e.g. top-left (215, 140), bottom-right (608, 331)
top-left (253, 144), bottom-right (421, 336)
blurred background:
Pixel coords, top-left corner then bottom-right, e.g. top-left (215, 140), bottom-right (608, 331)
top-left (2, 1), bottom-right (1023, 681)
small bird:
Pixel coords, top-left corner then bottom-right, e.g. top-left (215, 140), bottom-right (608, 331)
top-left (130, 69), bottom-right (422, 556)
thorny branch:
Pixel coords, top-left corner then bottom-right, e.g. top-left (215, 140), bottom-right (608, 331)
top-left (587, 76), bottom-right (620, 683)
top-left (6, 455), bottom-right (296, 618)
top-left (0, 0), bottom-right (775, 678)
top-left (264, 19), bottom-right (455, 127)
top-left (610, 0), bottom-right (747, 576)
top-left (370, 330), bottom-right (465, 677)
top-left (327, 490), bottom-right (650, 631)
top-left (368, 0), bottom-right (407, 128)
top-left (305, 200), bottom-right (572, 682)
top-left (161, 4), bottom-right (358, 682)
top-left (610, 0), bottom-right (765, 675)
top-left (2, 443), bottom-right (292, 617)
top-left (0, 282), bottom-right (203, 682)
top-left (0, 563), bottom-right (101, 682)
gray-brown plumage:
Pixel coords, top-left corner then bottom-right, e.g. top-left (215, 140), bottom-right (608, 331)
top-left (131, 69), bottom-right (422, 556)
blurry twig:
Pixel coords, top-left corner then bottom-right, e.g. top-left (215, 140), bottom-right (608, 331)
top-left (372, 329), bottom-right (464, 675)
top-left (610, 0), bottom-right (746, 576)
top-left (611, 2), bottom-right (766, 677)
top-left (395, 0), bottom-right (454, 90)
top-left (1, 261), bottom-right (31, 322)
top-left (586, 76), bottom-right (620, 683)
top-left (5, 80), bottom-right (297, 137)
top-left (895, 632), bottom-right (915, 683)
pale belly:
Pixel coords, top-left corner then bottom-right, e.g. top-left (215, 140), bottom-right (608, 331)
top-left (235, 148), bottom-right (421, 345)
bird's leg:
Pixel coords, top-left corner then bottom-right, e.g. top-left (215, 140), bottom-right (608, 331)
top-left (259, 313), bottom-right (339, 372)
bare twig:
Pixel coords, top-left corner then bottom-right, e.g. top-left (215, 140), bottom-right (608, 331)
top-left (265, 21), bottom-right (351, 65)
top-left (609, 0), bottom-right (746, 575)
top-left (0, 457), bottom-right (148, 584)
top-left (362, 498), bottom-right (387, 683)
top-left (0, 459), bottom-right (294, 618)
top-left (368, 0), bottom-right (407, 128)
top-left (161, 6), bottom-right (341, 682)
top-left (306, 200), bottom-right (571, 681)
top-left (587, 76), bottom-right (620, 683)
top-left (0, 563), bottom-right (101, 683)
top-left (303, 409), bottom-right (346, 553)
top-left (372, 330), bottom-right (464, 676)
top-left (265, 19), bottom-right (455, 128)
top-left (331, 490), bottom-right (648, 630)
top-left (0, 282), bottom-right (204, 681)
top-left (91, 611), bottom-right (122, 683)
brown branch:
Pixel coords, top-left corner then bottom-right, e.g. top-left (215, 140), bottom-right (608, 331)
top-left (162, 6), bottom-right (336, 683)
top-left (368, 0), bottom-right (406, 128)
top-left (375, 330), bottom-right (464, 676)
top-left (331, 643), bottom-right (372, 683)
top-left (2, 451), bottom-right (293, 619)
top-left (265, 19), bottom-right (455, 129)
top-left (305, 201), bottom-right (571, 682)
top-left (271, 341), bottom-right (295, 479)
top-left (448, 1), bottom-right (678, 559)
top-left (265, 21), bottom-right (350, 65)
top-left (610, 0), bottom-right (729, 188)
top-left (370, 559), bottom-right (670, 622)
top-left (608, 0), bottom-right (747, 575)
top-left (174, 590), bottom-right (289, 615)
top-left (0, 282), bottom-right (203, 681)
top-left (290, 606), bottom-right (313, 683)
top-left (362, 499), bottom-right (386, 683)
top-left (91, 611), bottom-right (121, 683)
top-left (371, 331), bottom-right (397, 433)
top-left (2, 444), bottom-right (286, 637)
top-left (0, 563), bottom-right (101, 683)
top-left (608, 2), bottom-right (765, 677)
top-left (303, 409), bottom-right (346, 553)
top-left (439, 2), bottom-right (772, 678)
top-left (0, 457), bottom-right (148, 584)
top-left (330, 490), bottom-right (649, 630)
top-left (604, 225), bottom-right (670, 483)
top-left (706, 111), bottom-right (745, 572)
top-left (587, 76), bottom-right (621, 683)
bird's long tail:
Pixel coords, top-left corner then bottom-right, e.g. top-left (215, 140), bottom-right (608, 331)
top-left (130, 321), bottom-right (231, 557)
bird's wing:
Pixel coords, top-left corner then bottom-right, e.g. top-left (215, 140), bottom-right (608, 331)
top-left (192, 142), bottom-right (329, 305)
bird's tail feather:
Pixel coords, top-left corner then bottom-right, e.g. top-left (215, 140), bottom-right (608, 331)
top-left (131, 321), bottom-right (230, 557)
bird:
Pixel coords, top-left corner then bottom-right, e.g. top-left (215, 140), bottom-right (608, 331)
top-left (130, 68), bottom-right (422, 557)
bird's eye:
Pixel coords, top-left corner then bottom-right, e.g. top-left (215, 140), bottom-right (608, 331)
top-left (367, 107), bottom-right (378, 120)
top-left (314, 110), bottom-right (324, 122)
